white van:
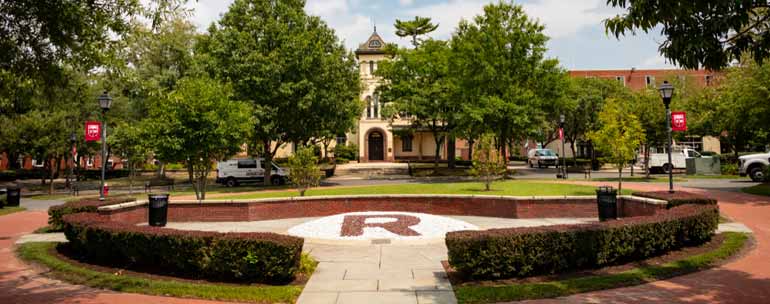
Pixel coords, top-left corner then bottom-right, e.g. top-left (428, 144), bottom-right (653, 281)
top-left (216, 158), bottom-right (289, 187)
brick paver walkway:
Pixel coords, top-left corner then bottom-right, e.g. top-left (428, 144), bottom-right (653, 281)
top-left (2, 182), bottom-right (769, 303)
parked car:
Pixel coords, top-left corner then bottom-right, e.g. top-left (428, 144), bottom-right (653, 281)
top-left (528, 149), bottom-right (559, 168)
top-left (216, 158), bottom-right (289, 187)
top-left (739, 152), bottom-right (769, 182)
top-left (642, 148), bottom-right (702, 174)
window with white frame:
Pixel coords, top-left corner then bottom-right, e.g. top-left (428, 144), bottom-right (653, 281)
top-left (615, 76), bottom-right (625, 86)
top-left (372, 93), bottom-right (380, 119)
top-left (645, 75), bottom-right (655, 87)
top-left (366, 96), bottom-right (373, 118)
top-left (336, 135), bottom-right (347, 145)
top-left (369, 61), bottom-right (375, 75)
top-left (402, 135), bottom-right (413, 152)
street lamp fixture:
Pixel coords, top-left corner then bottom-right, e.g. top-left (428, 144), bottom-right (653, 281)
top-left (559, 114), bottom-right (566, 179)
top-left (658, 81), bottom-right (675, 193)
top-left (98, 91), bottom-right (112, 201)
top-left (70, 132), bottom-right (77, 192)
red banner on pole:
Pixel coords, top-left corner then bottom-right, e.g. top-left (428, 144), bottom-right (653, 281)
top-left (559, 128), bottom-right (564, 140)
top-left (672, 112), bottom-right (687, 132)
top-left (85, 121), bottom-right (101, 142)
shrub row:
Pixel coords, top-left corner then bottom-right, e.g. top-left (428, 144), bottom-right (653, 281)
top-left (48, 196), bottom-right (137, 231)
top-left (446, 204), bottom-right (719, 280)
top-left (62, 213), bottom-right (304, 284)
top-left (632, 191), bottom-right (717, 208)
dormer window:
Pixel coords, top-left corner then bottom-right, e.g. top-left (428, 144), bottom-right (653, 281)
top-left (369, 39), bottom-right (382, 48)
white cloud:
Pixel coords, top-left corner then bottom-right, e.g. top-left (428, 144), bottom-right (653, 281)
top-left (521, 0), bottom-right (615, 38)
top-left (640, 54), bottom-right (676, 69)
top-left (306, 0), bottom-right (349, 16)
top-left (399, 0), bottom-right (414, 6)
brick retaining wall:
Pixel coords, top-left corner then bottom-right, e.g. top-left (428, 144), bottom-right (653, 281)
top-left (98, 195), bottom-right (669, 224)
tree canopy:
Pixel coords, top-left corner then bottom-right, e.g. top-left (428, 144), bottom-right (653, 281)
top-left (605, 0), bottom-right (770, 70)
top-left (589, 98), bottom-right (645, 192)
top-left (394, 16), bottom-right (439, 47)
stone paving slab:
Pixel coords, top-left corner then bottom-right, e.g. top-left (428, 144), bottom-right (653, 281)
top-left (336, 291), bottom-right (417, 304)
top-left (717, 222), bottom-right (753, 233)
top-left (15, 233), bottom-right (67, 244)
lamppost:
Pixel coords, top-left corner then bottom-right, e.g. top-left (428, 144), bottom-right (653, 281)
top-left (659, 81), bottom-right (675, 193)
top-left (69, 132), bottom-right (76, 192)
top-left (560, 114), bottom-right (567, 179)
top-left (97, 91), bottom-right (112, 201)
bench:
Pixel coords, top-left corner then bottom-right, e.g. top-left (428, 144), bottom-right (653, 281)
top-left (144, 178), bottom-right (175, 193)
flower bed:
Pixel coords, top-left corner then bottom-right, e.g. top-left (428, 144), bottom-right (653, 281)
top-left (62, 212), bottom-right (303, 284)
top-left (445, 204), bottom-right (719, 279)
top-left (48, 196), bottom-right (137, 231)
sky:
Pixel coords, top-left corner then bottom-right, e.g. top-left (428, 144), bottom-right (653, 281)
top-left (186, 0), bottom-right (676, 70)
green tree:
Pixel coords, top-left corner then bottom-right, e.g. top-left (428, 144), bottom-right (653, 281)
top-left (394, 16), bottom-right (439, 47)
top-left (605, 0), bottom-right (770, 70)
top-left (451, 2), bottom-right (566, 160)
top-left (631, 88), bottom-right (666, 177)
top-left (143, 77), bottom-right (251, 201)
top-left (287, 147), bottom-right (322, 197)
top-left (378, 39), bottom-right (456, 167)
top-left (563, 77), bottom-right (630, 166)
top-left (588, 98), bottom-right (646, 193)
top-left (469, 134), bottom-right (507, 191)
top-left (201, 0), bottom-right (360, 185)
top-left (111, 123), bottom-right (149, 194)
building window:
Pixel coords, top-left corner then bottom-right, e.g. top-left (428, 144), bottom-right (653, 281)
top-left (615, 76), bottom-right (625, 86)
top-left (32, 159), bottom-right (44, 168)
top-left (705, 75), bottom-right (712, 86)
top-left (369, 61), bottom-right (375, 75)
top-left (336, 135), bottom-right (347, 145)
top-left (86, 157), bottom-right (93, 167)
top-left (373, 93), bottom-right (380, 118)
top-left (402, 135), bottom-right (413, 152)
top-left (366, 96), bottom-right (373, 118)
top-left (645, 75), bottom-right (655, 87)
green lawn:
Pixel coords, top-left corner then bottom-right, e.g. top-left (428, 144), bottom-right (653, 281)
top-left (17, 242), bottom-right (309, 303)
top-left (0, 206), bottom-right (25, 216)
top-left (590, 176), bottom-right (686, 183)
top-left (742, 183), bottom-right (770, 197)
top-left (218, 180), bottom-right (631, 200)
top-left (454, 232), bottom-right (749, 304)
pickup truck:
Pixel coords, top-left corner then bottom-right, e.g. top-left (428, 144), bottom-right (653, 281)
top-left (739, 152), bottom-right (769, 182)
top-left (642, 148), bottom-right (703, 174)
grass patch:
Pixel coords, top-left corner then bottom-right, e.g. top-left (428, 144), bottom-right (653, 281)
top-left (16, 242), bottom-right (307, 303)
top-left (0, 206), bottom-right (25, 216)
top-left (685, 174), bottom-right (742, 179)
top-left (742, 183), bottom-right (770, 197)
top-left (218, 180), bottom-right (632, 200)
top-left (454, 232), bottom-right (749, 304)
top-left (26, 194), bottom-right (72, 201)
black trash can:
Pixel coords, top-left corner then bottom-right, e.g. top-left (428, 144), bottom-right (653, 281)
top-left (0, 188), bottom-right (6, 208)
top-left (595, 186), bottom-right (617, 221)
top-left (6, 186), bottom-right (21, 207)
top-left (148, 193), bottom-right (169, 227)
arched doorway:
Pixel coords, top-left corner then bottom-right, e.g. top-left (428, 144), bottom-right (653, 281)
top-left (368, 131), bottom-right (384, 161)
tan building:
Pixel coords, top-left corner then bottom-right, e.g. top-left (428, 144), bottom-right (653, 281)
top-left (346, 31), bottom-right (454, 162)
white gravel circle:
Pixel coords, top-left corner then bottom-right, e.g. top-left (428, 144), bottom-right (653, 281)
top-left (287, 211), bottom-right (479, 240)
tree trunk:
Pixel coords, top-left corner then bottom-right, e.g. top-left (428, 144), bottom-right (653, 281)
top-left (617, 165), bottom-right (623, 194)
top-left (187, 162), bottom-right (200, 200)
top-left (570, 141), bottom-right (577, 167)
top-left (432, 132), bottom-right (443, 169)
top-left (644, 144), bottom-right (651, 178)
top-left (447, 135), bottom-right (456, 169)
top-left (263, 139), bottom-right (274, 186)
top-left (128, 160), bottom-right (134, 195)
top-left (48, 156), bottom-right (56, 195)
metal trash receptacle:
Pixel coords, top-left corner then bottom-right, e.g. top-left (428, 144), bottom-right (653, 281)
top-left (5, 186), bottom-right (20, 207)
top-left (596, 186), bottom-right (618, 221)
top-left (148, 193), bottom-right (169, 227)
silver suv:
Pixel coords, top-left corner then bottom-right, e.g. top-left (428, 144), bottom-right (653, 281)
top-left (739, 152), bottom-right (769, 182)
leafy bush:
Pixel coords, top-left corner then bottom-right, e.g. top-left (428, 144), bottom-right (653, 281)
top-left (632, 191), bottom-right (717, 208)
top-left (48, 196), bottom-right (137, 231)
top-left (334, 144), bottom-right (358, 161)
top-left (446, 205), bottom-right (718, 280)
top-left (470, 135), bottom-right (506, 191)
top-left (62, 213), bottom-right (303, 284)
top-left (287, 147), bottom-right (321, 196)
top-left (721, 163), bottom-right (739, 175)
top-left (0, 169), bottom-right (47, 181)
top-left (78, 169), bottom-right (130, 180)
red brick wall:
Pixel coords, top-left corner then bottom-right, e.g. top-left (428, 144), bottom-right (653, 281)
top-left (98, 195), bottom-right (671, 224)
top-left (569, 69), bottom-right (719, 91)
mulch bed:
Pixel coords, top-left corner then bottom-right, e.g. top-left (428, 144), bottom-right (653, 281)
top-left (444, 233), bottom-right (733, 287)
top-left (51, 244), bottom-right (309, 286)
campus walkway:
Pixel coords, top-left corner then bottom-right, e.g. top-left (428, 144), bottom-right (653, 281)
top-left (1, 183), bottom-right (770, 303)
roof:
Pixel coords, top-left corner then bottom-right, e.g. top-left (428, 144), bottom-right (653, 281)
top-left (355, 31), bottom-right (386, 56)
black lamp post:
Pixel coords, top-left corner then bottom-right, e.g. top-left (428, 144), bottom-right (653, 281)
top-left (97, 91), bottom-right (112, 201)
top-left (69, 132), bottom-right (76, 192)
top-left (659, 81), bottom-right (675, 193)
top-left (560, 114), bottom-right (567, 179)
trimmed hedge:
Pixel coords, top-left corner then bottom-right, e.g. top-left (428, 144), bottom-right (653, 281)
top-left (62, 213), bottom-right (303, 284)
top-left (446, 205), bottom-right (719, 280)
top-left (632, 191), bottom-right (717, 208)
top-left (48, 196), bottom-right (137, 231)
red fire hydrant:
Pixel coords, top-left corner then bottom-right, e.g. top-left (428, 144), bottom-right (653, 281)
top-left (103, 184), bottom-right (109, 196)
